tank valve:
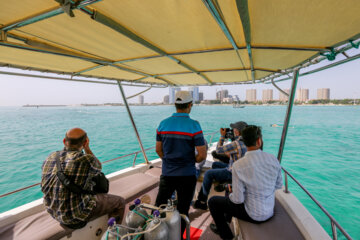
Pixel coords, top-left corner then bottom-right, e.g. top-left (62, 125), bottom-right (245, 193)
top-left (107, 217), bottom-right (116, 227)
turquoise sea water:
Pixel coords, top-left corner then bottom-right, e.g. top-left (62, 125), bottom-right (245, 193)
top-left (0, 105), bottom-right (359, 239)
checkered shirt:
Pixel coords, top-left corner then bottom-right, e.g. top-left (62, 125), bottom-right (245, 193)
top-left (216, 136), bottom-right (247, 170)
top-left (41, 147), bottom-right (102, 225)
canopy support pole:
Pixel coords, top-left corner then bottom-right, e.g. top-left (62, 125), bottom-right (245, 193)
top-left (277, 69), bottom-right (299, 163)
top-left (271, 78), bottom-right (289, 97)
top-left (117, 81), bottom-right (149, 164)
top-left (235, 0), bottom-right (255, 82)
top-left (202, 0), bottom-right (249, 81)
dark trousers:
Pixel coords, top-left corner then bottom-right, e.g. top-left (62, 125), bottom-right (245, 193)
top-left (155, 175), bottom-right (197, 238)
top-left (208, 196), bottom-right (265, 239)
top-left (90, 193), bottom-right (126, 222)
top-left (211, 150), bottom-right (230, 164)
top-left (64, 193), bottom-right (125, 229)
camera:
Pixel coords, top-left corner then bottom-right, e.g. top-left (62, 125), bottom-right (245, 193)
top-left (224, 128), bottom-right (235, 140)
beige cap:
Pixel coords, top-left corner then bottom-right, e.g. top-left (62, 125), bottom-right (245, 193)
top-left (175, 91), bottom-right (193, 104)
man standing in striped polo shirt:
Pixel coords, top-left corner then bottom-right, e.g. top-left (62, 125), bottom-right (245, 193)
top-left (155, 91), bottom-right (207, 239)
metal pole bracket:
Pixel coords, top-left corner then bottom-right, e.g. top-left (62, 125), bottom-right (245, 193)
top-left (0, 31), bottom-right (7, 41)
top-left (349, 40), bottom-right (360, 49)
top-left (117, 81), bottom-right (150, 164)
top-left (55, 0), bottom-right (77, 17)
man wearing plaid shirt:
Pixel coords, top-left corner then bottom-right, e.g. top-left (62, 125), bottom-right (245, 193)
top-left (41, 128), bottom-right (125, 229)
top-left (194, 121), bottom-right (247, 210)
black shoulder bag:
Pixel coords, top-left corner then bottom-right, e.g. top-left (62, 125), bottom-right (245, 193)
top-left (92, 172), bottom-right (109, 193)
top-left (55, 152), bottom-right (109, 194)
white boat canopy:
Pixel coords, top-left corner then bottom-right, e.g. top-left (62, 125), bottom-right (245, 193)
top-left (0, 0), bottom-right (360, 86)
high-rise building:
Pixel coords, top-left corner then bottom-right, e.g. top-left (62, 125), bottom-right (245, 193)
top-left (222, 97), bottom-right (233, 103)
top-left (317, 88), bottom-right (330, 100)
top-left (163, 95), bottom-right (169, 104)
top-left (296, 88), bottom-right (309, 102)
top-left (138, 95), bottom-right (144, 105)
top-left (216, 89), bottom-right (229, 101)
top-left (199, 92), bottom-right (204, 101)
top-left (246, 89), bottom-right (257, 102)
top-left (188, 87), bottom-right (199, 102)
top-left (262, 89), bottom-right (273, 102)
top-left (296, 89), bottom-right (301, 101)
top-left (279, 89), bottom-right (290, 102)
top-left (302, 89), bottom-right (309, 102)
top-left (169, 87), bottom-right (181, 104)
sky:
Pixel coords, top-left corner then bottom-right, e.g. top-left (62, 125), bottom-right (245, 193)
top-left (0, 50), bottom-right (359, 106)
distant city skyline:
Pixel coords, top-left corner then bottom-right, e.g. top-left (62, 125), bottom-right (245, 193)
top-left (0, 56), bottom-right (359, 106)
top-left (162, 87), bottom-right (331, 103)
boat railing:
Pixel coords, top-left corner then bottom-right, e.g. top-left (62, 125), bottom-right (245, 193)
top-left (282, 167), bottom-right (352, 240)
top-left (127, 130), bottom-right (218, 167)
top-left (0, 131), bottom-right (218, 199)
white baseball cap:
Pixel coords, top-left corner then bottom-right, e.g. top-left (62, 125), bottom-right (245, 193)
top-left (175, 91), bottom-right (193, 104)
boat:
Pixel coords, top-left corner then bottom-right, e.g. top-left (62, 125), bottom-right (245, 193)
top-left (0, 0), bottom-right (359, 239)
top-left (233, 104), bottom-right (245, 108)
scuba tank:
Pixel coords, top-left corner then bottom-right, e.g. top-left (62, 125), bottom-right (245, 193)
top-left (144, 210), bottom-right (169, 240)
top-left (101, 218), bottom-right (131, 240)
top-left (125, 199), bottom-right (149, 228)
top-left (162, 199), bottom-right (181, 240)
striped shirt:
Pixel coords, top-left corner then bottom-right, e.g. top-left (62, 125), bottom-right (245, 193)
top-left (230, 149), bottom-right (283, 221)
top-left (216, 135), bottom-right (247, 170)
top-left (156, 112), bottom-right (205, 176)
top-left (41, 148), bottom-right (102, 225)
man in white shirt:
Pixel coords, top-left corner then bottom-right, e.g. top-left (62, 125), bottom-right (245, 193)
top-left (208, 125), bottom-right (283, 239)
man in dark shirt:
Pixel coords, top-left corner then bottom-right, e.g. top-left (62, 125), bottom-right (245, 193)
top-left (41, 128), bottom-right (125, 229)
top-left (155, 91), bottom-right (207, 238)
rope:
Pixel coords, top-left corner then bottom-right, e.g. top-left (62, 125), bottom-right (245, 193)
top-left (125, 86), bottom-right (152, 99)
top-left (119, 220), bottom-right (161, 240)
top-left (132, 209), bottom-right (150, 220)
top-left (320, 48), bottom-right (337, 61)
top-left (132, 224), bottom-right (148, 240)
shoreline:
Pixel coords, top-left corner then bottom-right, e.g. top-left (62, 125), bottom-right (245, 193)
top-left (18, 103), bottom-right (359, 107)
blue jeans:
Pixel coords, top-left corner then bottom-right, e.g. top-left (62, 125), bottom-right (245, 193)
top-left (212, 161), bottom-right (228, 169)
top-left (201, 168), bottom-right (232, 197)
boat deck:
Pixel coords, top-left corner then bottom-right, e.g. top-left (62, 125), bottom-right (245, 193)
top-left (188, 182), bottom-right (224, 240)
